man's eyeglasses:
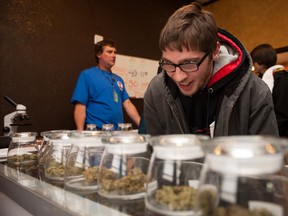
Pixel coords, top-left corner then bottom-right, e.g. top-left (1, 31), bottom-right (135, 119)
top-left (159, 49), bottom-right (211, 73)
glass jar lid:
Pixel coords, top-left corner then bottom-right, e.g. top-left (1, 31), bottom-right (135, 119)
top-left (42, 130), bottom-right (70, 140)
top-left (205, 136), bottom-right (284, 175)
top-left (10, 132), bottom-right (37, 142)
top-left (102, 133), bottom-right (149, 154)
top-left (69, 130), bottom-right (104, 147)
top-left (149, 135), bottom-right (204, 160)
top-left (44, 131), bottom-right (71, 147)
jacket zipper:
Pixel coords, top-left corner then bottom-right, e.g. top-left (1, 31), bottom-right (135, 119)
top-left (206, 88), bottom-right (214, 135)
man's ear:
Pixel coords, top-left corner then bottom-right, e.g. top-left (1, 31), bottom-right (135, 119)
top-left (212, 41), bottom-right (221, 61)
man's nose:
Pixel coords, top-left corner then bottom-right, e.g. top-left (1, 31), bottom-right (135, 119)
top-left (172, 67), bottom-right (188, 81)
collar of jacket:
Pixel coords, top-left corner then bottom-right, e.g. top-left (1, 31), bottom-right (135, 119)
top-left (207, 29), bottom-right (252, 96)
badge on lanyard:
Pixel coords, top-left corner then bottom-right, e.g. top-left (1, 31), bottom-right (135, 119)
top-left (113, 90), bottom-right (118, 102)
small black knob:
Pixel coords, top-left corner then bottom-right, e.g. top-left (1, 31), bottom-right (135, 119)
top-left (3, 127), bottom-right (10, 133)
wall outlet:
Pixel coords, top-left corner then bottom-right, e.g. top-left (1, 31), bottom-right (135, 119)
top-left (94, 34), bottom-right (103, 44)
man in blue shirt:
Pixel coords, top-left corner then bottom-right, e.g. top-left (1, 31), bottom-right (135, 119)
top-left (71, 39), bottom-right (140, 130)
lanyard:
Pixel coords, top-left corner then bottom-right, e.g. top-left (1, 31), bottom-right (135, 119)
top-left (102, 69), bottom-right (115, 89)
top-left (98, 67), bottom-right (118, 103)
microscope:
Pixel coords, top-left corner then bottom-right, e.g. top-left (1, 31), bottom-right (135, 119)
top-left (3, 96), bottom-right (31, 136)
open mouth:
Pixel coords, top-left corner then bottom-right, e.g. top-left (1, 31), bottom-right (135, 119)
top-left (178, 81), bottom-right (193, 91)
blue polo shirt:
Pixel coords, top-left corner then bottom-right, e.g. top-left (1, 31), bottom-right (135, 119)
top-left (71, 66), bottom-right (129, 128)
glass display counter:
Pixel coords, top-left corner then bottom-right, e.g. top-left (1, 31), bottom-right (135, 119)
top-left (0, 162), bottom-right (146, 216)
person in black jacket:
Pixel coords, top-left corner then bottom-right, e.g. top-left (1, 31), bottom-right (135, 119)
top-left (272, 67), bottom-right (288, 137)
top-left (251, 44), bottom-right (288, 137)
top-left (143, 2), bottom-right (279, 137)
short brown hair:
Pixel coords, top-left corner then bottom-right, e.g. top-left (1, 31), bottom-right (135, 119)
top-left (159, 2), bottom-right (218, 53)
top-left (94, 39), bottom-right (116, 64)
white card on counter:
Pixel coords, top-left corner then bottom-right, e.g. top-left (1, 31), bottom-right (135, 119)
top-left (249, 201), bottom-right (283, 216)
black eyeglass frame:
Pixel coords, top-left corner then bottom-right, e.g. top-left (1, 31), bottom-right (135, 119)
top-left (159, 49), bottom-right (211, 73)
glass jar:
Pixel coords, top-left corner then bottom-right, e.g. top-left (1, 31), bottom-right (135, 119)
top-left (145, 134), bottom-right (206, 216)
top-left (196, 135), bottom-right (287, 216)
top-left (7, 132), bottom-right (38, 165)
top-left (102, 124), bottom-right (115, 137)
top-left (98, 132), bottom-right (151, 200)
top-left (276, 137), bottom-right (288, 177)
top-left (118, 123), bottom-right (133, 131)
top-left (64, 130), bottom-right (105, 195)
top-left (7, 162), bottom-right (39, 186)
top-left (102, 124), bottom-right (115, 132)
top-left (39, 130), bottom-right (71, 164)
top-left (43, 131), bottom-right (72, 183)
top-left (86, 124), bottom-right (97, 131)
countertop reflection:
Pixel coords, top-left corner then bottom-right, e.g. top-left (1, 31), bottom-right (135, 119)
top-left (0, 162), bottom-right (149, 216)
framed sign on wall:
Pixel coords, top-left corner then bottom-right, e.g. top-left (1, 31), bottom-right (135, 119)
top-left (113, 54), bottom-right (158, 98)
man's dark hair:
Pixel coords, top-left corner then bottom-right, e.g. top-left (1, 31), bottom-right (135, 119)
top-left (94, 39), bottom-right (116, 64)
top-left (251, 44), bottom-right (277, 68)
top-left (159, 2), bottom-right (218, 53)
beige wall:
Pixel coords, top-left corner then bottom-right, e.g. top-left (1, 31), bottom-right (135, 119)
top-left (205, 0), bottom-right (288, 64)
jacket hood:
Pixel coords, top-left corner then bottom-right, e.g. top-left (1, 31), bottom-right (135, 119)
top-left (207, 29), bottom-right (252, 96)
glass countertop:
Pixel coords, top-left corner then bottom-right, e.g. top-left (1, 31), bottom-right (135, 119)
top-left (0, 162), bottom-right (147, 216)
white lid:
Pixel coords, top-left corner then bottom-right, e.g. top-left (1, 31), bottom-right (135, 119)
top-left (105, 142), bottom-right (147, 154)
top-left (154, 145), bottom-right (204, 160)
top-left (50, 139), bottom-right (72, 147)
top-left (102, 133), bottom-right (149, 154)
top-left (70, 137), bottom-right (104, 147)
top-left (40, 130), bottom-right (71, 137)
top-left (150, 135), bottom-right (204, 160)
top-left (206, 153), bottom-right (283, 175)
top-left (69, 130), bottom-right (104, 146)
top-left (10, 132), bottom-right (37, 143)
top-left (12, 136), bottom-right (35, 143)
top-left (205, 135), bottom-right (284, 175)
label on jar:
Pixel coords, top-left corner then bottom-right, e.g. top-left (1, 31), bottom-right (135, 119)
top-left (188, 180), bottom-right (200, 188)
top-left (249, 201), bottom-right (283, 216)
